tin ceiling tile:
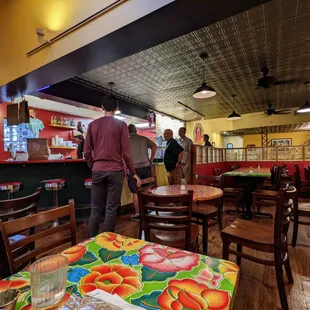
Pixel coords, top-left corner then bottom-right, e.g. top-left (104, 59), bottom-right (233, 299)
top-left (73, 0), bottom-right (310, 121)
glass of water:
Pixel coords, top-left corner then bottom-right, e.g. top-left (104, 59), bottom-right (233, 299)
top-left (30, 255), bottom-right (68, 308)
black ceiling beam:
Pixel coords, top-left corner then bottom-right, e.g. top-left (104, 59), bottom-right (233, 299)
top-left (40, 80), bottom-right (149, 121)
top-left (0, 0), bottom-right (271, 102)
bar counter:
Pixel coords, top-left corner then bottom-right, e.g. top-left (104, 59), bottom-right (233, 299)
top-left (0, 160), bottom-right (168, 216)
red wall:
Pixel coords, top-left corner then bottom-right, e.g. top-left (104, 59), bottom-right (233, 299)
top-left (0, 103), bottom-right (92, 160)
top-left (196, 161), bottom-right (309, 180)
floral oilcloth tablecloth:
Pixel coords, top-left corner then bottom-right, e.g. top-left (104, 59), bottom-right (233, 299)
top-left (0, 232), bottom-right (239, 310)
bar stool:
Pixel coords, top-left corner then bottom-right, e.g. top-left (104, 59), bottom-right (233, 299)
top-left (84, 178), bottom-right (92, 189)
top-left (0, 182), bottom-right (23, 199)
top-left (40, 179), bottom-right (66, 227)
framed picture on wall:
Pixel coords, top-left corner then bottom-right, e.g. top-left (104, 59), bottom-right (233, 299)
top-left (271, 138), bottom-right (292, 147)
top-left (193, 123), bottom-right (204, 144)
top-left (227, 143), bottom-right (233, 149)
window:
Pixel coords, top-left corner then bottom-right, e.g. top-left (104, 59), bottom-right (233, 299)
top-left (3, 119), bottom-right (33, 152)
top-left (227, 143), bottom-right (233, 149)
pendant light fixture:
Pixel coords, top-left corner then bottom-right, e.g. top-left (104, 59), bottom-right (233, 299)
top-left (227, 95), bottom-right (242, 120)
top-left (297, 82), bottom-right (310, 113)
top-left (193, 53), bottom-right (216, 99)
top-left (108, 82), bottom-right (121, 114)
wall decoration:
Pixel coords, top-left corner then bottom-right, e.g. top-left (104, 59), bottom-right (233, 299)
top-left (271, 138), bottom-right (292, 147)
top-left (193, 123), bottom-right (204, 144)
top-left (247, 144), bottom-right (255, 148)
top-left (227, 143), bottom-right (233, 149)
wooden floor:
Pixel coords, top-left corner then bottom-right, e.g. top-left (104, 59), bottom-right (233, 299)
top-left (75, 205), bottom-right (310, 310)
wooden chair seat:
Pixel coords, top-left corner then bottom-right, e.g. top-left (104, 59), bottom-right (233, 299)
top-left (192, 204), bottom-right (217, 217)
top-left (223, 187), bottom-right (243, 194)
top-left (222, 218), bottom-right (274, 246)
top-left (151, 224), bottom-right (199, 249)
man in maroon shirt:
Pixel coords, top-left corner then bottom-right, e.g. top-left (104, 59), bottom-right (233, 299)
top-left (84, 95), bottom-right (141, 237)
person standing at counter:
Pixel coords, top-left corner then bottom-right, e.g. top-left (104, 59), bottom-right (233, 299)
top-left (73, 130), bottom-right (85, 159)
top-left (176, 127), bottom-right (193, 183)
top-left (84, 95), bottom-right (141, 237)
top-left (127, 124), bottom-right (157, 221)
top-left (163, 129), bottom-right (184, 185)
top-left (204, 134), bottom-right (212, 147)
top-left (26, 108), bottom-right (44, 138)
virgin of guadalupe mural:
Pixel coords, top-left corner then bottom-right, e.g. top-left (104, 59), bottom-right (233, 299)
top-left (193, 123), bottom-right (204, 144)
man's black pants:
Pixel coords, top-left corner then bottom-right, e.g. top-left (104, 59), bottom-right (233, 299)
top-left (88, 170), bottom-right (124, 238)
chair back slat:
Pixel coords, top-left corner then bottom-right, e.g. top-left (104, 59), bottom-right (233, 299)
top-left (0, 189), bottom-right (41, 222)
top-left (138, 190), bottom-right (194, 250)
top-left (196, 175), bottom-right (222, 188)
top-left (138, 176), bottom-right (157, 194)
top-left (10, 223), bottom-right (71, 251)
top-left (274, 187), bottom-right (296, 251)
top-left (0, 200), bottom-right (76, 275)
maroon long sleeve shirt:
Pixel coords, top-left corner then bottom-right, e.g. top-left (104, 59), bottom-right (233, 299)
top-left (84, 116), bottom-right (135, 174)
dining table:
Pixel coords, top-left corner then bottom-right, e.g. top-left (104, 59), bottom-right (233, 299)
top-left (223, 167), bottom-right (271, 218)
top-left (0, 232), bottom-right (239, 310)
top-left (151, 184), bottom-right (223, 201)
top-left (151, 185), bottom-right (224, 255)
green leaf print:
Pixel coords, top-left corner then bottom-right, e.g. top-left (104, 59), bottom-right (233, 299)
top-left (141, 266), bottom-right (176, 282)
top-left (98, 248), bottom-right (125, 262)
top-left (70, 251), bottom-right (97, 266)
top-left (131, 291), bottom-right (161, 309)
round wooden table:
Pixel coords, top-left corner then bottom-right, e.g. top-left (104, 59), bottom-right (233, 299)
top-left (151, 185), bottom-right (223, 201)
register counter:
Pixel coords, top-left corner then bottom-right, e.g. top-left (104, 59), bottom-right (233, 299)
top-left (0, 160), bottom-right (168, 215)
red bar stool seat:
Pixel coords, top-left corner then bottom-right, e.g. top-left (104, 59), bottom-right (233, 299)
top-left (84, 178), bottom-right (92, 189)
top-left (0, 181), bottom-right (23, 199)
top-left (40, 179), bottom-right (66, 227)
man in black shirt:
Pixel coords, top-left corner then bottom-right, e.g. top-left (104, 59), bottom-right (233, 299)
top-left (163, 129), bottom-right (184, 185)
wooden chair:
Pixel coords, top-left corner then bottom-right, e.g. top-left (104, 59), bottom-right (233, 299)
top-left (290, 164), bottom-right (310, 247)
top-left (0, 189), bottom-right (41, 279)
top-left (305, 166), bottom-right (310, 181)
top-left (213, 168), bottom-right (222, 176)
top-left (194, 175), bottom-right (223, 254)
top-left (138, 190), bottom-right (198, 251)
top-left (197, 175), bottom-right (244, 216)
top-left (140, 176), bottom-right (157, 193)
top-left (0, 188), bottom-right (41, 222)
top-left (252, 166), bottom-right (283, 218)
top-left (137, 176), bottom-right (157, 239)
top-left (0, 200), bottom-right (76, 275)
top-left (222, 186), bottom-right (297, 310)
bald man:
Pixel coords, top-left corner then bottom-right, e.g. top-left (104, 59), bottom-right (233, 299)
top-left (163, 129), bottom-right (184, 185)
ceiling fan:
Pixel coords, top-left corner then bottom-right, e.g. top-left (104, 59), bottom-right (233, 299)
top-left (256, 67), bottom-right (296, 89)
top-left (263, 103), bottom-right (292, 116)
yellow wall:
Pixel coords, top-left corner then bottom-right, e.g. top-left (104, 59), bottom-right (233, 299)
top-left (0, 0), bottom-right (173, 86)
top-left (187, 110), bottom-right (310, 146)
top-left (243, 131), bottom-right (310, 147)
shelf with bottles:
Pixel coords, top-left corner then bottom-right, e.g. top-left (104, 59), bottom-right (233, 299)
top-left (49, 116), bottom-right (76, 129)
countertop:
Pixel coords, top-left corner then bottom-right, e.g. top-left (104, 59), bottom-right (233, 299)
top-left (0, 159), bottom-right (87, 165)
